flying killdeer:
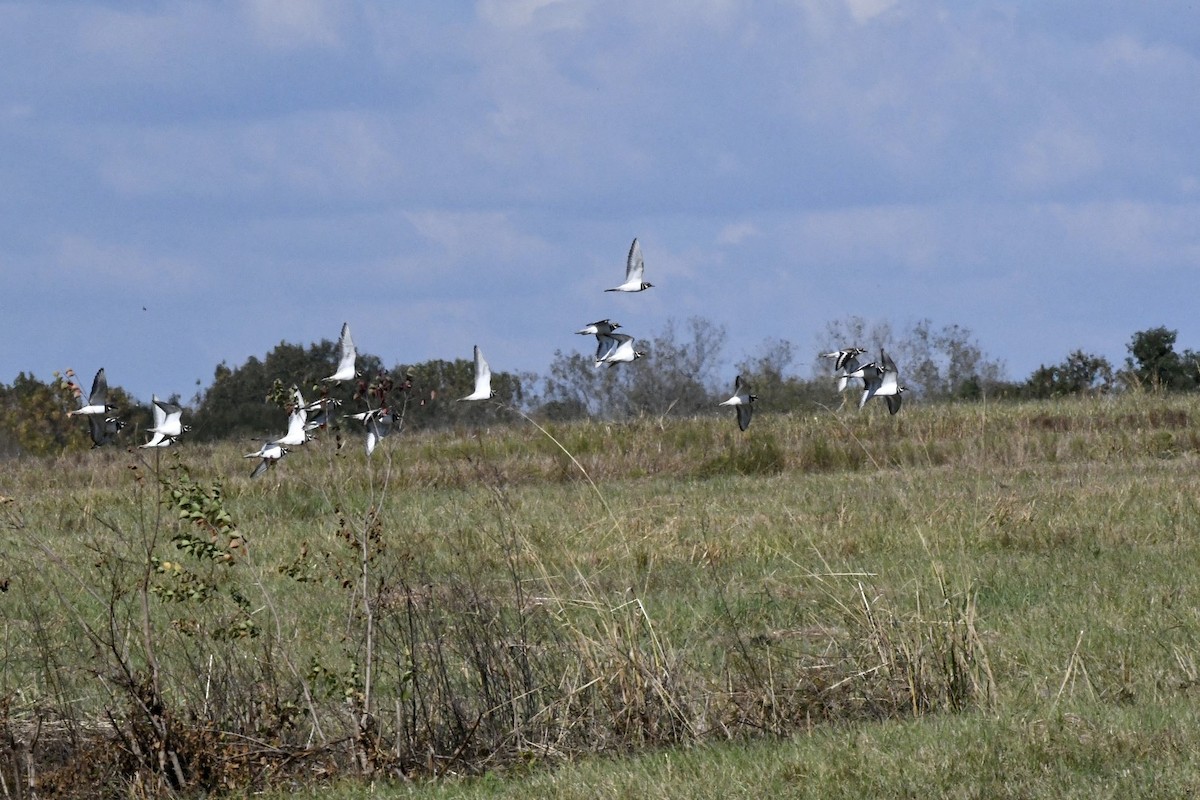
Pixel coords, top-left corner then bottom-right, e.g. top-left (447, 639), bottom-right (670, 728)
top-left (343, 406), bottom-right (400, 456)
top-left (458, 345), bottom-right (495, 401)
top-left (302, 395), bottom-right (342, 432)
top-left (594, 333), bottom-right (645, 367)
top-left (593, 331), bottom-right (620, 365)
top-left (605, 238), bottom-right (653, 292)
top-left (821, 347), bottom-right (867, 373)
top-left (68, 368), bottom-right (116, 417)
top-left (244, 441), bottom-right (288, 478)
top-left (141, 396), bottom-right (170, 448)
top-left (576, 319), bottom-right (622, 336)
top-left (323, 322), bottom-right (357, 382)
top-left (841, 358), bottom-right (878, 388)
top-left (718, 375), bottom-right (757, 431)
top-left (822, 347), bottom-right (868, 393)
top-left (88, 415), bottom-right (125, 448)
top-left (860, 348), bottom-right (907, 414)
top-left (366, 408), bottom-right (399, 456)
top-left (141, 394), bottom-right (187, 448)
top-left (271, 388), bottom-right (310, 447)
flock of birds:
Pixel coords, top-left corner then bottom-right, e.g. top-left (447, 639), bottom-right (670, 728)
top-left (64, 238), bottom-right (907, 477)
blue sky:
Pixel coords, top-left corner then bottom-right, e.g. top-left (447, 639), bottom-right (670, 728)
top-left (3, 1), bottom-right (1198, 403)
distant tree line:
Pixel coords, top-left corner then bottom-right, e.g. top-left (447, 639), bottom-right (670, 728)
top-left (187, 337), bottom-right (529, 443)
top-left (2, 321), bottom-right (1196, 456)
top-left (1020, 326), bottom-right (1200, 399)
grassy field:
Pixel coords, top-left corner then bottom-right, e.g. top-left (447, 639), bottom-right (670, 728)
top-left (3, 393), bottom-right (1200, 797)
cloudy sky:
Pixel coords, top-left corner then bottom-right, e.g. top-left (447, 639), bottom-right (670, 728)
top-left (3, 1), bottom-right (1198, 403)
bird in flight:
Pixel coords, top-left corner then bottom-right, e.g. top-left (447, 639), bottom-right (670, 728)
top-left (718, 375), bottom-right (757, 431)
top-left (323, 322), bottom-right (357, 382)
top-left (822, 347), bottom-right (868, 392)
top-left (605, 238), bottom-right (653, 292)
top-left (458, 345), bottom-right (495, 401)
top-left (594, 333), bottom-right (646, 367)
top-left (87, 415), bottom-right (125, 448)
top-left (860, 348), bottom-right (907, 414)
top-left (245, 441), bottom-right (289, 478)
top-left (68, 368), bottom-right (116, 417)
top-left (576, 318), bottom-right (621, 336)
top-left (141, 395), bottom-right (186, 448)
top-left (271, 388), bottom-right (310, 447)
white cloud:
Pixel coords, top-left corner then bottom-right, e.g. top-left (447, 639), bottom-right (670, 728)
top-left (53, 235), bottom-right (197, 287)
top-left (74, 6), bottom-right (196, 63)
top-left (843, 0), bottom-right (899, 24)
top-left (93, 110), bottom-right (405, 201)
top-left (1009, 121), bottom-right (1105, 193)
top-left (243, 0), bottom-right (345, 49)
top-left (716, 222), bottom-right (760, 246)
top-left (785, 205), bottom-right (940, 269)
top-left (476, 0), bottom-right (587, 31)
top-left (1047, 201), bottom-right (1200, 269)
top-left (404, 210), bottom-right (553, 268)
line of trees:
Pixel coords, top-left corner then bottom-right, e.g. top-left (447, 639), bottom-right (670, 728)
top-left (2, 321), bottom-right (1197, 456)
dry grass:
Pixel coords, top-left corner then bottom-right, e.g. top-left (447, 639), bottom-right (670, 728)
top-left (0, 393), bottom-right (1198, 796)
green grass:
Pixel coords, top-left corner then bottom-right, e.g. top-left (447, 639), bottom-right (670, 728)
top-left (282, 706), bottom-right (1200, 799)
top-left (3, 394), bottom-right (1200, 796)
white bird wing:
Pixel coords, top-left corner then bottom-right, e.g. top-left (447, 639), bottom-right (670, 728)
top-left (859, 367), bottom-right (884, 408)
top-left (604, 333), bottom-right (635, 364)
top-left (338, 323), bottom-right (356, 367)
top-left (835, 354), bottom-right (863, 393)
top-left (878, 368), bottom-right (899, 396)
top-left (625, 238), bottom-right (644, 283)
top-left (325, 322), bottom-right (357, 380)
top-left (292, 388), bottom-right (308, 426)
top-left (150, 394), bottom-right (166, 430)
top-left (719, 375), bottom-right (750, 406)
top-left (140, 431), bottom-right (168, 448)
top-left (473, 345), bottom-right (492, 396)
top-left (154, 399), bottom-right (184, 436)
top-left (595, 333), bottom-right (620, 363)
top-left (365, 412), bottom-right (393, 456)
top-left (283, 408), bottom-right (307, 443)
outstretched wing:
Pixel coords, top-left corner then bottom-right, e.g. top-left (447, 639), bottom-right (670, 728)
top-left (473, 345), bottom-right (492, 396)
top-left (89, 368), bottom-right (108, 406)
top-left (625, 238), bottom-right (644, 283)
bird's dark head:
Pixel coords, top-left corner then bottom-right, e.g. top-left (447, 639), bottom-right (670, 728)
top-left (642, 282), bottom-right (654, 290)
